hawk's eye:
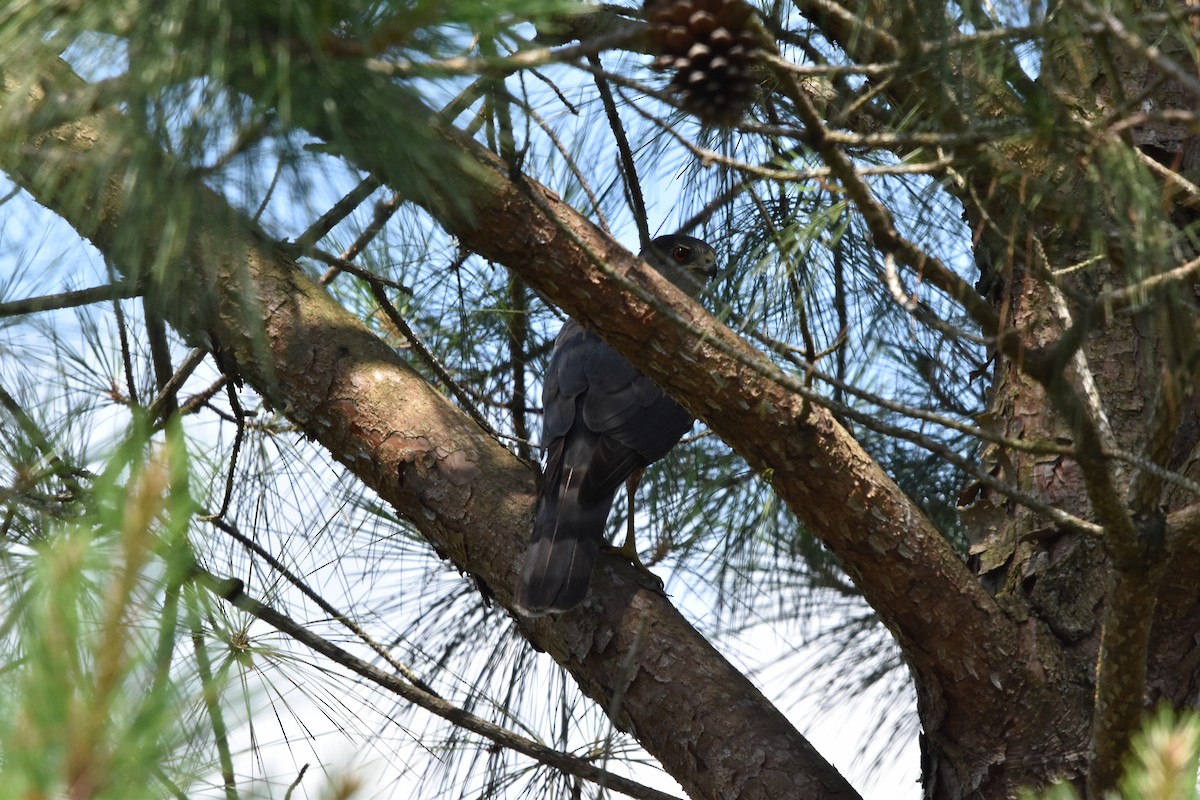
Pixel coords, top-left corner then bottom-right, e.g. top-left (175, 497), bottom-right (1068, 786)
top-left (672, 245), bottom-right (691, 263)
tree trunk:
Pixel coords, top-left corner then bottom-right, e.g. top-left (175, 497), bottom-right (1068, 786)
top-left (796, 1), bottom-right (1200, 796)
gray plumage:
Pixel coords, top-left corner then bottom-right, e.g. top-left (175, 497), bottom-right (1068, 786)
top-left (514, 234), bottom-right (717, 615)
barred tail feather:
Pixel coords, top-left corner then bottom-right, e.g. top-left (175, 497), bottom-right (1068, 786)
top-left (514, 447), bottom-right (616, 615)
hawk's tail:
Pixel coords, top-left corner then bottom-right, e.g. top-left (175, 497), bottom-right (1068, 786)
top-left (514, 445), bottom-right (615, 616)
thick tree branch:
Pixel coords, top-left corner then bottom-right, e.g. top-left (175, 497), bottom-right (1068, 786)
top-left (211, 25), bottom-right (1024, 715)
top-left (0, 53), bottom-right (860, 800)
top-left (225, 33), bottom-right (1026, 690)
top-left (797, 5), bottom-right (1191, 786)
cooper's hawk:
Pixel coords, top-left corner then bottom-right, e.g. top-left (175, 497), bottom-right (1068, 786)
top-left (514, 234), bottom-right (718, 615)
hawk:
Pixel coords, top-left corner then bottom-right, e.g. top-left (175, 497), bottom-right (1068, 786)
top-left (514, 234), bottom-right (718, 615)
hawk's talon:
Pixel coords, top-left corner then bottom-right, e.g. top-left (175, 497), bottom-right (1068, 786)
top-left (603, 539), bottom-right (666, 594)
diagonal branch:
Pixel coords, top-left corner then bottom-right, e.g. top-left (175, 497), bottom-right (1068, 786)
top-left (588, 53), bottom-right (649, 248)
top-left (192, 567), bottom-right (684, 800)
top-left (0, 52), bottom-right (860, 800)
top-left (759, 29), bottom-right (1002, 338)
top-left (293, 175), bottom-right (381, 251)
top-left (215, 30), bottom-right (1022, 707)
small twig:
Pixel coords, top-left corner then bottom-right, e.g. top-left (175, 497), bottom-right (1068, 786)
top-left (677, 172), bottom-right (756, 233)
top-left (0, 383), bottom-right (86, 496)
top-left (618, 85), bottom-right (957, 182)
top-left (1135, 148), bottom-right (1200, 212)
top-left (199, 384), bottom-right (245, 522)
top-left (295, 175), bottom-right (381, 251)
top-left (882, 252), bottom-right (918, 312)
top-left (437, 77), bottom-right (491, 126)
top-left (1113, 444), bottom-right (1200, 501)
top-left (1097, 251), bottom-right (1200, 312)
top-left (741, 119), bottom-right (1018, 150)
top-left (193, 569), bottom-right (685, 800)
top-left (187, 588), bottom-right (238, 800)
top-left (368, 281), bottom-right (499, 438)
top-left (0, 282), bottom-right (139, 317)
top-left (305, 244), bottom-right (412, 293)
top-left (195, 117), bottom-right (273, 176)
top-left (107, 260), bottom-right (140, 407)
top-left (147, 348), bottom-right (209, 425)
top-left (1128, 387), bottom-right (1187, 517)
top-left (1167, 502), bottom-right (1200, 547)
top-left (1036, 240), bottom-right (1118, 463)
top-left (758, 52), bottom-right (899, 78)
top-left (506, 276), bottom-right (532, 463)
top-left (523, 101), bottom-right (610, 233)
top-left (796, 0), bottom-right (900, 54)
top-left (362, 28), bottom-right (641, 79)
top-left (524, 65), bottom-right (580, 114)
top-left (481, 35), bottom-right (519, 166)
top-left (178, 376), bottom-right (231, 418)
top-left (590, 53), bottom-right (648, 248)
top-left (318, 193), bottom-right (402, 285)
top-left (144, 302), bottom-right (179, 421)
top-left (748, 326), bottom-right (1060, 446)
top-left (831, 208), bottom-right (849, 401)
top-left (252, 158), bottom-right (284, 224)
top-left (205, 515), bottom-right (442, 699)
top-left (1105, 108), bottom-right (1200, 139)
top-left (282, 764), bottom-right (309, 800)
top-left (151, 764), bottom-right (190, 800)
top-left (760, 37), bottom-right (999, 336)
top-left (1079, 0), bottom-right (1200, 101)
top-left (149, 578), bottom-right (183, 698)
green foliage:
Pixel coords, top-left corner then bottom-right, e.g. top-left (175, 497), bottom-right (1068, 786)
top-left (1120, 708), bottom-right (1200, 800)
top-left (1019, 708), bottom-right (1200, 800)
top-left (0, 426), bottom-right (203, 798)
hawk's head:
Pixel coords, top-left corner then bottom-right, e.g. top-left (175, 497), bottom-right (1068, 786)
top-left (641, 234), bottom-right (718, 298)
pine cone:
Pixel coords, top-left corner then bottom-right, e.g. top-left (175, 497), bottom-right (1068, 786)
top-left (646, 0), bottom-right (761, 126)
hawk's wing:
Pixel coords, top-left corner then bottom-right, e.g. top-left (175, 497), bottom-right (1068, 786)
top-left (549, 321), bottom-right (692, 500)
top-left (513, 232), bottom-right (716, 615)
top-left (514, 321), bottom-right (692, 614)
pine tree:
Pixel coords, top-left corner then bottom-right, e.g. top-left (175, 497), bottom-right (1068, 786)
top-left (2, 2), bottom-right (1199, 798)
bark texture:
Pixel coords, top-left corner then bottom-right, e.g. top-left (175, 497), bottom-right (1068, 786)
top-left (1, 53), bottom-right (862, 800)
top-left (800, 1), bottom-right (1200, 796)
